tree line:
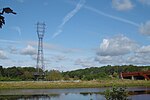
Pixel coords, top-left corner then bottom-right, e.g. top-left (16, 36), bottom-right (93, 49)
top-left (0, 66), bottom-right (63, 81)
top-left (0, 65), bottom-right (150, 81)
top-left (62, 65), bottom-right (150, 80)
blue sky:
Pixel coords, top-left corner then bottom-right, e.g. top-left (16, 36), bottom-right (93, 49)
top-left (0, 0), bottom-right (150, 71)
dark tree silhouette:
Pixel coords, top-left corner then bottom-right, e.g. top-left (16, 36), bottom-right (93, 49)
top-left (0, 7), bottom-right (16, 28)
top-left (0, 16), bottom-right (5, 28)
top-left (0, 7), bottom-right (17, 15)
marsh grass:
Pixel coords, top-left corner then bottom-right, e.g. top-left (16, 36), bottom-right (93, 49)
top-left (0, 79), bottom-right (150, 89)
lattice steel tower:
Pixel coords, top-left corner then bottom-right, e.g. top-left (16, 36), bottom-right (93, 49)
top-left (36, 22), bottom-right (45, 74)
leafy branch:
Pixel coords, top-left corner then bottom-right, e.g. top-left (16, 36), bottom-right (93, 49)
top-left (0, 7), bottom-right (17, 28)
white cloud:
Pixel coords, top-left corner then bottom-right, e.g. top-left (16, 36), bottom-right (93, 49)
top-left (0, 50), bottom-right (8, 59)
top-left (127, 52), bottom-right (150, 65)
top-left (112, 0), bottom-right (134, 11)
top-left (20, 45), bottom-right (36, 55)
top-left (28, 41), bottom-right (81, 54)
top-left (129, 45), bottom-right (150, 65)
top-left (9, 46), bottom-right (18, 54)
top-left (27, 41), bottom-right (58, 50)
top-left (52, 0), bottom-right (85, 38)
top-left (95, 35), bottom-right (150, 65)
top-left (95, 56), bottom-right (113, 64)
top-left (94, 35), bottom-right (145, 65)
top-left (136, 45), bottom-right (150, 54)
top-left (97, 35), bottom-right (138, 56)
top-left (67, 0), bottom-right (139, 27)
top-left (139, 0), bottom-right (150, 5)
top-left (139, 21), bottom-right (150, 35)
top-left (95, 55), bottom-right (125, 65)
top-left (0, 39), bottom-right (20, 44)
top-left (50, 55), bottom-right (67, 62)
top-left (75, 58), bottom-right (95, 68)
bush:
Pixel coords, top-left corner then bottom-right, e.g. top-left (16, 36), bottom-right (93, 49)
top-left (104, 86), bottom-right (129, 100)
top-left (63, 75), bottom-right (70, 80)
top-left (46, 70), bottom-right (62, 81)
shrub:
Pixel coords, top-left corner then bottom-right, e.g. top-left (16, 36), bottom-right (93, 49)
top-left (104, 86), bottom-right (129, 100)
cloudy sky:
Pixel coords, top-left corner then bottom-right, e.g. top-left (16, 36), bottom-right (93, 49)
top-left (0, 0), bottom-right (150, 71)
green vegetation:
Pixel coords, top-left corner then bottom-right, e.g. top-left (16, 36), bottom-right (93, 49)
top-left (104, 86), bottom-right (129, 100)
top-left (0, 80), bottom-right (150, 89)
top-left (62, 65), bottom-right (150, 80)
top-left (0, 65), bottom-right (150, 81)
top-left (46, 70), bottom-right (62, 81)
top-left (0, 66), bottom-right (36, 81)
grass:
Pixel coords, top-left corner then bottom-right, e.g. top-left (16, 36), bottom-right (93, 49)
top-left (0, 79), bottom-right (150, 89)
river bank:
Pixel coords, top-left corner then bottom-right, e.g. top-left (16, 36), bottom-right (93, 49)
top-left (0, 80), bottom-right (150, 89)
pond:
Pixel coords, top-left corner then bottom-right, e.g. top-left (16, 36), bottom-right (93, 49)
top-left (0, 87), bottom-right (150, 100)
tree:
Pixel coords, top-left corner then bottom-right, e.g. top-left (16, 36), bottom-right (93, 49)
top-left (0, 7), bottom-right (16, 28)
top-left (21, 71), bottom-right (34, 80)
top-left (46, 70), bottom-right (62, 81)
top-left (5, 66), bottom-right (22, 78)
top-left (0, 66), bottom-right (4, 77)
top-left (63, 75), bottom-right (70, 80)
top-left (0, 16), bottom-right (5, 28)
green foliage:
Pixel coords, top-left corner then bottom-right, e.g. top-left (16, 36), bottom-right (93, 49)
top-left (62, 65), bottom-right (150, 81)
top-left (112, 72), bottom-right (119, 78)
top-left (21, 71), bottom-right (34, 81)
top-left (63, 75), bottom-right (70, 80)
top-left (4, 67), bottom-right (23, 78)
top-left (0, 65), bottom-right (150, 81)
top-left (46, 70), bottom-right (62, 81)
top-left (0, 66), bottom-right (4, 77)
top-left (104, 87), bottom-right (129, 100)
top-left (74, 76), bottom-right (79, 80)
top-left (0, 77), bottom-right (21, 81)
top-left (0, 66), bottom-right (36, 81)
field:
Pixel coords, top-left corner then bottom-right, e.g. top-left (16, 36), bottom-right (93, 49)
top-left (0, 80), bottom-right (150, 89)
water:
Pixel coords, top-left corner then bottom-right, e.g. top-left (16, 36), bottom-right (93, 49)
top-left (0, 87), bottom-right (150, 100)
